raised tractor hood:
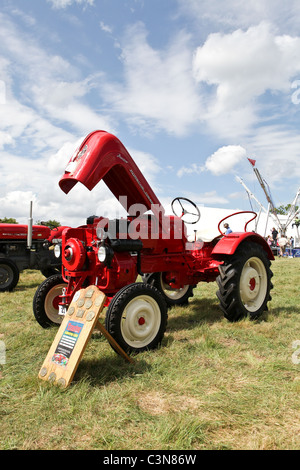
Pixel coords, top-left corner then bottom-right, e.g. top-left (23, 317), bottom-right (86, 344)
top-left (59, 130), bottom-right (164, 216)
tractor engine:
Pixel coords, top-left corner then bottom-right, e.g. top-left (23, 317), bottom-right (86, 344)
top-left (57, 210), bottom-right (196, 315)
top-left (59, 218), bottom-right (139, 309)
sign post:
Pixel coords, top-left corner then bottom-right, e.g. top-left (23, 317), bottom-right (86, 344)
top-left (38, 286), bottom-right (133, 388)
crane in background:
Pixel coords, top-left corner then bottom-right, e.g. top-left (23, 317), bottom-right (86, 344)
top-left (236, 158), bottom-right (300, 245)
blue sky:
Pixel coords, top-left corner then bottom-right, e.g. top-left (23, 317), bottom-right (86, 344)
top-left (0, 0), bottom-right (300, 228)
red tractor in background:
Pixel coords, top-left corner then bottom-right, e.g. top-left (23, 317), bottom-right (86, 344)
top-left (0, 204), bottom-right (67, 292)
top-left (33, 131), bottom-right (274, 356)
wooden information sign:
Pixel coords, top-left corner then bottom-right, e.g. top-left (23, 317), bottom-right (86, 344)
top-left (38, 285), bottom-right (133, 388)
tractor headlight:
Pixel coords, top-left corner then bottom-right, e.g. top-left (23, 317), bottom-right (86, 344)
top-left (97, 244), bottom-right (113, 267)
top-left (54, 244), bottom-right (61, 258)
top-left (97, 245), bottom-right (107, 263)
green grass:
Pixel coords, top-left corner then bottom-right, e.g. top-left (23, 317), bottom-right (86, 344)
top-left (1, 258), bottom-right (300, 450)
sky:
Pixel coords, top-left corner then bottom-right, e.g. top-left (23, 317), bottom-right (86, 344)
top-left (0, 0), bottom-right (300, 232)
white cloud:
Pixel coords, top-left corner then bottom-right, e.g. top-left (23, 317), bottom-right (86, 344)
top-left (0, 79), bottom-right (6, 105)
top-left (246, 125), bottom-right (300, 183)
top-left (178, 0), bottom-right (300, 35)
top-left (47, 0), bottom-right (94, 8)
top-left (193, 23), bottom-right (300, 96)
top-left (0, 13), bottom-right (164, 227)
top-left (99, 19), bottom-right (300, 142)
top-left (100, 21), bottom-right (113, 34)
top-left (0, 94), bottom-right (73, 153)
top-left (0, 11), bottom-right (116, 226)
top-left (0, 132), bottom-right (14, 149)
top-left (0, 191), bottom-right (39, 221)
top-left (10, 8), bottom-right (36, 26)
top-left (205, 145), bottom-right (246, 176)
top-left (0, 135), bottom-right (162, 227)
top-left (0, 12), bottom-right (113, 147)
top-left (101, 22), bottom-right (203, 136)
top-left (178, 145), bottom-right (246, 178)
top-left (177, 163), bottom-right (203, 178)
top-left (193, 22), bottom-right (300, 138)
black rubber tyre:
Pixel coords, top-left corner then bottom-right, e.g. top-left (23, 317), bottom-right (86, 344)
top-left (143, 272), bottom-right (194, 307)
top-left (216, 241), bottom-right (273, 321)
top-left (40, 267), bottom-right (60, 278)
top-left (0, 259), bottom-right (19, 292)
top-left (105, 282), bottom-right (168, 354)
top-left (33, 274), bottom-right (68, 328)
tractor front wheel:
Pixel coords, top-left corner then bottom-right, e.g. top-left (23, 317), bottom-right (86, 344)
top-left (105, 283), bottom-right (168, 354)
top-left (216, 241), bottom-right (273, 321)
top-left (40, 267), bottom-right (61, 278)
top-left (33, 274), bottom-right (68, 328)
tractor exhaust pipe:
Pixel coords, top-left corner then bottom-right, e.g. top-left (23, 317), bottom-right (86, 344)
top-left (27, 201), bottom-right (33, 249)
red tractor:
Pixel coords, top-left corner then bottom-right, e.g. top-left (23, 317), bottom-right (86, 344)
top-left (33, 131), bottom-right (274, 356)
top-left (0, 212), bottom-right (67, 292)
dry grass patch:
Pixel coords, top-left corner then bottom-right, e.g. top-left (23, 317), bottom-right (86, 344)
top-left (137, 391), bottom-right (200, 415)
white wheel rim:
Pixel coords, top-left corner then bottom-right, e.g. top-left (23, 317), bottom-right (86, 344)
top-left (121, 295), bottom-right (161, 348)
top-left (45, 283), bottom-right (67, 324)
top-left (160, 274), bottom-right (190, 300)
top-left (239, 257), bottom-right (267, 312)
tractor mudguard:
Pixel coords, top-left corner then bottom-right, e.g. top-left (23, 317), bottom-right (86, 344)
top-left (59, 130), bottom-right (163, 220)
top-left (211, 232), bottom-right (274, 260)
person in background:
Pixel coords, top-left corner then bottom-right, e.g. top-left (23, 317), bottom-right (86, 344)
top-left (278, 233), bottom-right (288, 257)
top-left (267, 235), bottom-right (273, 247)
top-left (271, 227), bottom-right (278, 246)
top-left (224, 223), bottom-right (232, 235)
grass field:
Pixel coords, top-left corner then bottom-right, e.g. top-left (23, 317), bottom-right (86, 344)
top-left (0, 257), bottom-right (299, 450)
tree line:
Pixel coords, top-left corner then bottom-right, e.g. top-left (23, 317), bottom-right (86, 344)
top-left (0, 217), bottom-right (61, 229)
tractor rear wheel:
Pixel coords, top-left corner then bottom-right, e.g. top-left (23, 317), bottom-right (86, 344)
top-left (143, 272), bottom-right (194, 307)
top-left (33, 274), bottom-right (68, 328)
top-left (0, 259), bottom-right (19, 292)
top-left (105, 283), bottom-right (168, 354)
top-left (216, 241), bottom-right (273, 321)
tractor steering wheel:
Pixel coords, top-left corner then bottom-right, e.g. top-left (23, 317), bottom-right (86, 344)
top-left (171, 197), bottom-right (201, 224)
